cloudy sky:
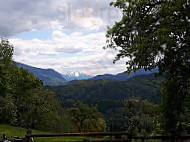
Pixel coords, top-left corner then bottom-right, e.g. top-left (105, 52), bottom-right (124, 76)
top-left (0, 0), bottom-right (127, 76)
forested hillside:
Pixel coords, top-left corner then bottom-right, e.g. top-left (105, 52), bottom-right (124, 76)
top-left (46, 74), bottom-right (162, 105)
top-left (45, 74), bottom-right (163, 131)
top-left (91, 68), bottom-right (158, 81)
top-left (16, 62), bottom-right (66, 86)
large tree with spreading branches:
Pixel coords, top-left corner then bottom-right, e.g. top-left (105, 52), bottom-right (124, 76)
top-left (105, 0), bottom-right (190, 134)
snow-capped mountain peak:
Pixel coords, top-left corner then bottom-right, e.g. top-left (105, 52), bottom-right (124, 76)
top-left (62, 71), bottom-right (92, 81)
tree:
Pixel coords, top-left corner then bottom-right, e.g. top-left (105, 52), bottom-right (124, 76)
top-left (0, 38), bottom-right (13, 62)
top-left (20, 89), bottom-right (57, 128)
top-left (123, 97), bottom-right (155, 135)
top-left (0, 38), bottom-right (13, 97)
top-left (105, 0), bottom-right (190, 134)
top-left (68, 101), bottom-right (104, 132)
top-left (7, 66), bottom-right (42, 126)
top-left (0, 38), bottom-right (14, 123)
top-left (0, 38), bottom-right (75, 133)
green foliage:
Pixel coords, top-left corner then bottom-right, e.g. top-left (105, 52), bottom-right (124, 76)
top-left (123, 97), bottom-right (155, 135)
top-left (4, 66), bottom-right (43, 126)
top-left (0, 38), bottom-right (13, 62)
top-left (46, 74), bottom-right (162, 106)
top-left (0, 38), bottom-right (15, 123)
top-left (67, 102), bottom-right (105, 132)
top-left (0, 38), bottom-right (73, 133)
top-left (46, 74), bottom-right (162, 132)
top-left (20, 89), bottom-right (59, 129)
top-left (106, 0), bottom-right (190, 74)
top-left (154, 73), bottom-right (190, 135)
top-left (106, 0), bottom-right (190, 134)
top-left (0, 38), bottom-right (13, 98)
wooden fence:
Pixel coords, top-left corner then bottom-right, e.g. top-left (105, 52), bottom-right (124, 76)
top-left (1, 131), bottom-right (190, 142)
top-left (25, 131), bottom-right (131, 142)
top-left (24, 130), bottom-right (190, 142)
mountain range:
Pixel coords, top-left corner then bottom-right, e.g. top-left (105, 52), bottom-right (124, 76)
top-left (16, 62), bottom-right (66, 86)
top-left (90, 68), bottom-right (158, 81)
top-left (16, 62), bottom-right (159, 86)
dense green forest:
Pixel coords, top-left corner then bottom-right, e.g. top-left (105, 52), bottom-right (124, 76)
top-left (45, 74), bottom-right (163, 132)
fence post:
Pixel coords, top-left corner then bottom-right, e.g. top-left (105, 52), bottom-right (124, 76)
top-left (110, 134), bottom-right (113, 141)
top-left (128, 132), bottom-right (132, 142)
top-left (26, 129), bottom-right (32, 142)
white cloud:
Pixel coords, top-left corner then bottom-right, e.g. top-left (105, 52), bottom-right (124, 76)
top-left (13, 49), bottom-right (126, 76)
top-left (1, 0), bottom-right (126, 75)
top-left (10, 30), bottom-right (126, 75)
top-left (10, 30), bottom-right (106, 56)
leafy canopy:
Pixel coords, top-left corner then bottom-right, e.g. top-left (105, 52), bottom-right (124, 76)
top-left (0, 38), bottom-right (13, 62)
top-left (105, 0), bottom-right (190, 134)
top-left (105, 0), bottom-right (190, 75)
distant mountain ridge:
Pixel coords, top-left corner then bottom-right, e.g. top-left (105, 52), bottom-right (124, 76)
top-left (16, 62), bottom-right (66, 86)
top-left (15, 62), bottom-right (159, 86)
top-left (90, 68), bottom-right (158, 81)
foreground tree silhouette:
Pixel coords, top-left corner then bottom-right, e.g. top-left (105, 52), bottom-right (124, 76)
top-left (105, 0), bottom-right (190, 134)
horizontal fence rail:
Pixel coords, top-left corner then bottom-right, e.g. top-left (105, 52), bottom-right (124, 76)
top-left (49, 140), bottom-right (131, 142)
top-left (131, 136), bottom-right (190, 140)
top-left (25, 132), bottom-right (130, 138)
top-left (24, 131), bottom-right (132, 142)
top-left (4, 130), bottom-right (187, 142)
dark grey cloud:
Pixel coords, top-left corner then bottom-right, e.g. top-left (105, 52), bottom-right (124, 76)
top-left (0, 0), bottom-right (121, 37)
top-left (0, 0), bottom-right (56, 37)
top-left (55, 46), bottom-right (82, 54)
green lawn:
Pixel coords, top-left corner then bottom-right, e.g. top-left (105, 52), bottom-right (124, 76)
top-left (0, 124), bottom-right (103, 142)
